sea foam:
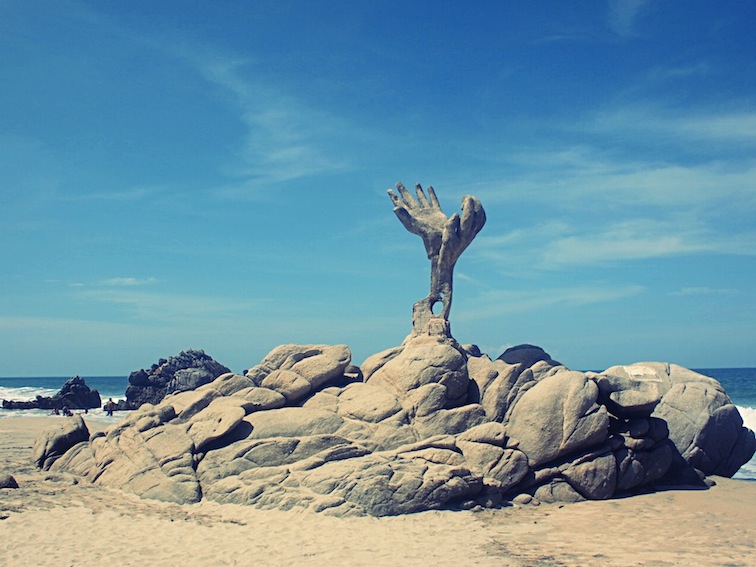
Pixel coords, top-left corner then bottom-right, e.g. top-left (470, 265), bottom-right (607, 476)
top-left (737, 404), bottom-right (756, 432)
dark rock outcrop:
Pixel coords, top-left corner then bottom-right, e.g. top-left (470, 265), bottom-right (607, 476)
top-left (2, 376), bottom-right (101, 410)
top-left (34, 340), bottom-right (756, 517)
top-left (0, 474), bottom-right (19, 489)
top-left (121, 349), bottom-right (231, 410)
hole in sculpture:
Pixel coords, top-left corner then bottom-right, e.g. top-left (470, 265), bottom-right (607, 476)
top-left (431, 298), bottom-right (444, 315)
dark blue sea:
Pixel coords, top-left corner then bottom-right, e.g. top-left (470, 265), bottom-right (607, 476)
top-left (1, 368), bottom-right (755, 479)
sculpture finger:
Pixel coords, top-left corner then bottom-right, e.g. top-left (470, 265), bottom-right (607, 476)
top-left (415, 183), bottom-right (430, 208)
top-left (472, 198), bottom-right (487, 232)
top-left (426, 186), bottom-right (442, 211)
top-left (443, 212), bottom-right (461, 246)
top-left (396, 182), bottom-right (417, 208)
top-left (387, 188), bottom-right (404, 209)
top-left (460, 195), bottom-right (485, 239)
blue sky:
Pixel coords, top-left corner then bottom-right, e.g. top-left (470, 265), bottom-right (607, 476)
top-left (2, 1), bottom-right (755, 376)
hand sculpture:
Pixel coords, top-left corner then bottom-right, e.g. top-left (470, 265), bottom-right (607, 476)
top-left (388, 182), bottom-right (486, 336)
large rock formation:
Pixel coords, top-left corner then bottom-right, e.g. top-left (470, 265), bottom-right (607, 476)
top-left (2, 376), bottom-right (101, 410)
top-left (31, 185), bottom-right (756, 515)
top-left (121, 349), bottom-right (230, 409)
top-left (32, 340), bottom-right (756, 516)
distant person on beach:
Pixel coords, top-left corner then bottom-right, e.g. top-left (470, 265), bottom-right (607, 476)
top-left (50, 407), bottom-right (60, 416)
top-left (62, 406), bottom-right (72, 416)
top-left (105, 398), bottom-right (115, 416)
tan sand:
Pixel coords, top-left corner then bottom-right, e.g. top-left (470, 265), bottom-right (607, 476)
top-left (1, 416), bottom-right (754, 566)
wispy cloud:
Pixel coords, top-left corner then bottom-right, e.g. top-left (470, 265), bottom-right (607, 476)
top-left (99, 277), bottom-right (159, 287)
top-left (540, 219), bottom-right (715, 267)
top-left (646, 63), bottom-right (711, 82)
top-left (63, 275), bottom-right (262, 323)
top-left (77, 287), bottom-right (263, 323)
top-left (473, 220), bottom-right (571, 273)
top-left (459, 284), bottom-right (645, 321)
top-left (471, 143), bottom-right (756, 212)
top-left (64, 277), bottom-right (158, 289)
top-left (189, 57), bottom-right (350, 193)
top-left (587, 106), bottom-right (756, 143)
top-left (475, 215), bottom-right (756, 271)
top-left (445, 99), bottom-right (756, 275)
top-left (607, 0), bottom-right (651, 37)
top-left (670, 287), bottom-right (738, 297)
top-left (62, 186), bottom-right (159, 202)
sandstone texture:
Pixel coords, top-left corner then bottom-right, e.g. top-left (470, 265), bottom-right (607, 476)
top-left (34, 340), bottom-right (756, 516)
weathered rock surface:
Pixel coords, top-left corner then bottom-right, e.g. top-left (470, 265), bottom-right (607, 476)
top-left (505, 370), bottom-right (610, 467)
top-left (2, 376), bottom-right (101, 411)
top-left (34, 342), bottom-right (756, 516)
top-left (597, 362), bottom-right (756, 481)
top-left (32, 414), bottom-right (90, 469)
top-left (365, 340), bottom-right (470, 407)
top-left (122, 349), bottom-right (230, 410)
top-left (0, 474), bottom-right (19, 489)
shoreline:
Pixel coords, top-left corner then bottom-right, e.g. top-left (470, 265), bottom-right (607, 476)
top-left (1, 417), bottom-right (755, 566)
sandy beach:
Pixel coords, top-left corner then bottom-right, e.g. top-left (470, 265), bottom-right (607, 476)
top-left (1, 416), bottom-right (754, 567)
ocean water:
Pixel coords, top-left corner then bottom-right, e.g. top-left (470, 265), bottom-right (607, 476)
top-left (0, 375), bottom-right (128, 426)
top-left (1, 369), bottom-right (755, 479)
